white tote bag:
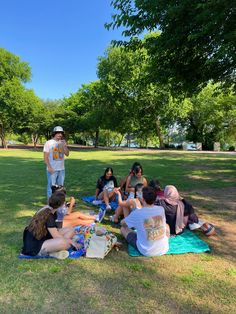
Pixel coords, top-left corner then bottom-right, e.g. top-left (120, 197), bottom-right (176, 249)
top-left (85, 232), bottom-right (117, 259)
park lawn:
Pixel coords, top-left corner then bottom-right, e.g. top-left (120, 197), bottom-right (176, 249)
top-left (0, 148), bottom-right (235, 314)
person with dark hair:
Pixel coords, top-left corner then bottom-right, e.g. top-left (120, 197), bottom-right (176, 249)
top-left (43, 126), bottom-right (69, 199)
top-left (125, 163), bottom-right (147, 197)
top-left (110, 183), bottom-right (144, 223)
top-left (149, 179), bottom-right (165, 199)
top-left (120, 186), bottom-right (169, 257)
top-left (21, 192), bottom-right (79, 258)
top-left (119, 162), bottom-right (141, 197)
top-left (51, 186), bottom-right (102, 227)
top-left (95, 167), bottom-right (118, 210)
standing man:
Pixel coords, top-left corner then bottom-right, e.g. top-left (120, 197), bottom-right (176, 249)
top-left (43, 126), bottom-right (69, 199)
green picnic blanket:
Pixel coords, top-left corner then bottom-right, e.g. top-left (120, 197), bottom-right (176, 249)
top-left (128, 229), bottom-right (210, 257)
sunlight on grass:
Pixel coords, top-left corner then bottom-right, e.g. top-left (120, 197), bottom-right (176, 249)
top-left (0, 149), bottom-right (235, 313)
top-left (15, 210), bottom-right (35, 218)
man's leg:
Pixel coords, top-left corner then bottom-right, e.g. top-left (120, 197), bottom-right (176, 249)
top-left (47, 171), bottom-right (53, 199)
top-left (57, 170), bottom-right (65, 186)
top-left (47, 171), bottom-right (58, 200)
top-left (121, 226), bottom-right (138, 250)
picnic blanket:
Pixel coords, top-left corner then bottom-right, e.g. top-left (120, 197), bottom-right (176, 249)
top-left (128, 229), bottom-right (210, 257)
top-left (81, 196), bottom-right (118, 211)
top-left (18, 249), bottom-right (85, 259)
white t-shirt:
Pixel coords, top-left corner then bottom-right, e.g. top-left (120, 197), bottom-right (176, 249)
top-left (43, 139), bottom-right (65, 171)
top-left (125, 205), bottom-right (169, 256)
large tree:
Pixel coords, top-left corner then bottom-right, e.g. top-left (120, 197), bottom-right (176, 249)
top-left (98, 45), bottom-right (189, 148)
top-left (107, 0), bottom-right (236, 94)
top-left (0, 48), bottom-right (32, 147)
top-left (65, 81), bottom-right (110, 147)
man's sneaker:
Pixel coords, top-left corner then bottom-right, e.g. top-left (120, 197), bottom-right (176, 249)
top-left (200, 223), bottom-right (216, 236)
top-left (49, 250), bottom-right (69, 259)
top-left (106, 204), bottom-right (111, 210)
top-left (96, 209), bottom-right (106, 223)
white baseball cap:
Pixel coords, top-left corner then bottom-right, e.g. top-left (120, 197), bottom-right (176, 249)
top-left (53, 126), bottom-right (64, 133)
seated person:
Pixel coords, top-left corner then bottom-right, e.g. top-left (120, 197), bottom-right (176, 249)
top-left (111, 183), bottom-right (144, 223)
top-left (120, 186), bottom-right (169, 257)
top-left (21, 192), bottom-right (79, 257)
top-left (125, 163), bottom-right (148, 197)
top-left (149, 179), bottom-right (165, 199)
top-left (95, 167), bottom-right (118, 210)
top-left (155, 185), bottom-right (199, 235)
top-left (52, 186), bottom-right (100, 227)
top-left (119, 162), bottom-right (142, 198)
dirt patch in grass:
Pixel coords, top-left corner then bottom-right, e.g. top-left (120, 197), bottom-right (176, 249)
top-left (182, 187), bottom-right (236, 262)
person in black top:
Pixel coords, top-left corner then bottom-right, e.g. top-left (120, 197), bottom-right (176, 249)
top-left (155, 185), bottom-right (199, 235)
top-left (95, 167), bottom-right (118, 210)
top-left (21, 192), bottom-right (78, 257)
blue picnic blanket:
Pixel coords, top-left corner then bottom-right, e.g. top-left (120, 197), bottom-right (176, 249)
top-left (128, 229), bottom-right (210, 257)
top-left (81, 195), bottom-right (118, 211)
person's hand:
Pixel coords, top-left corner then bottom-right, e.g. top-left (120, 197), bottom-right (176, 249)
top-left (48, 166), bottom-right (55, 174)
top-left (61, 140), bottom-right (67, 147)
top-left (113, 187), bottom-right (121, 194)
top-left (70, 196), bottom-right (76, 207)
top-left (69, 239), bottom-right (81, 250)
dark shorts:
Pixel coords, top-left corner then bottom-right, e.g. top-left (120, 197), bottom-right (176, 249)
top-left (126, 232), bottom-right (139, 251)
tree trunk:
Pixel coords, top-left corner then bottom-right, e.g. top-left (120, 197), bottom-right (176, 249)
top-left (118, 134), bottom-right (124, 147)
top-left (31, 133), bottom-right (39, 148)
top-left (155, 117), bottom-right (164, 149)
top-left (107, 130), bottom-right (110, 147)
top-left (0, 123), bottom-right (7, 148)
top-left (94, 129), bottom-right (99, 148)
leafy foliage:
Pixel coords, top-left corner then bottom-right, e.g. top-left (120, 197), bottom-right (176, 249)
top-left (107, 0), bottom-right (236, 94)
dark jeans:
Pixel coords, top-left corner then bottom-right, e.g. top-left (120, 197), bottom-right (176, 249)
top-left (126, 232), bottom-right (139, 251)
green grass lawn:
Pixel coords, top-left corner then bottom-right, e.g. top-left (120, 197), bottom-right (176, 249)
top-left (0, 149), bottom-right (235, 313)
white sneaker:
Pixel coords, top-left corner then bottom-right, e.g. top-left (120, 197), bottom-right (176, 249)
top-left (189, 219), bottom-right (205, 230)
top-left (92, 200), bottom-right (103, 205)
top-left (106, 204), bottom-right (111, 210)
top-left (49, 250), bottom-right (69, 260)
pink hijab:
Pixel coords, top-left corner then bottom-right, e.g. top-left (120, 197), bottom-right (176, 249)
top-left (164, 185), bottom-right (186, 234)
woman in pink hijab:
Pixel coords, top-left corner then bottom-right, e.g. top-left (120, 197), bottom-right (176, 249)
top-left (156, 185), bottom-right (199, 235)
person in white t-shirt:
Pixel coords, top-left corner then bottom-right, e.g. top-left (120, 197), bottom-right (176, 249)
top-left (43, 126), bottom-right (69, 199)
top-left (121, 186), bottom-right (170, 257)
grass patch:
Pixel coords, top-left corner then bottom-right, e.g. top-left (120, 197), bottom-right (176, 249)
top-left (0, 148), bottom-right (236, 313)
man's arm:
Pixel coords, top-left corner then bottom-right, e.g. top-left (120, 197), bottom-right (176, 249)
top-left (44, 152), bottom-right (54, 173)
top-left (61, 140), bottom-right (69, 156)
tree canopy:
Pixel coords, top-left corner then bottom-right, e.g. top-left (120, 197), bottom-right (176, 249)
top-left (107, 0), bottom-right (236, 94)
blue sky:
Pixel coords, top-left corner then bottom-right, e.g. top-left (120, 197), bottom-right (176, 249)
top-left (0, 0), bottom-right (125, 99)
